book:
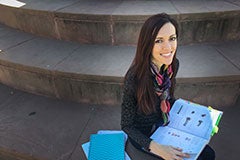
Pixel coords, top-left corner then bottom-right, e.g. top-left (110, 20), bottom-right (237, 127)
top-left (88, 133), bottom-right (125, 160)
top-left (150, 99), bottom-right (223, 160)
top-left (82, 130), bottom-right (131, 160)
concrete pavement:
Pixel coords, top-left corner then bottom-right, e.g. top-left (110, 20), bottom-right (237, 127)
top-left (0, 83), bottom-right (239, 160)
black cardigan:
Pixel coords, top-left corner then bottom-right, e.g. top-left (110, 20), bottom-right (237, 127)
top-left (121, 59), bottom-right (179, 151)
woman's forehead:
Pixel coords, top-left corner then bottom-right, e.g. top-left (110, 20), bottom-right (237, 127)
top-left (156, 23), bottom-right (176, 38)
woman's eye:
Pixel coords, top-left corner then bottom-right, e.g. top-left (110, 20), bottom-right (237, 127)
top-left (155, 39), bottom-right (163, 43)
top-left (170, 37), bottom-right (177, 41)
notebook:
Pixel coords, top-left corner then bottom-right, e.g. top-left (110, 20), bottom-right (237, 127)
top-left (88, 133), bottom-right (125, 160)
top-left (81, 130), bottom-right (131, 160)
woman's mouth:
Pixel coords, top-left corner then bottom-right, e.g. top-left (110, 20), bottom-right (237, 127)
top-left (160, 52), bottom-right (172, 57)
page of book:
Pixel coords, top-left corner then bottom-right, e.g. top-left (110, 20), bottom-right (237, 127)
top-left (150, 99), bottom-right (223, 160)
top-left (209, 107), bottom-right (223, 129)
top-left (168, 99), bottom-right (213, 140)
top-left (151, 126), bottom-right (208, 160)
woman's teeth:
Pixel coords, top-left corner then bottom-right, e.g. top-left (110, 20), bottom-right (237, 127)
top-left (160, 53), bottom-right (172, 57)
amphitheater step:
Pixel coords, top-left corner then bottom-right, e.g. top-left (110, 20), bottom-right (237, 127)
top-left (0, 0), bottom-right (240, 45)
top-left (0, 23), bottom-right (239, 107)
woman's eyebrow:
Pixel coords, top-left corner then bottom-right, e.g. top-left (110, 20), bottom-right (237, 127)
top-left (156, 34), bottom-right (177, 39)
top-left (170, 34), bottom-right (177, 37)
top-left (155, 37), bottom-right (163, 40)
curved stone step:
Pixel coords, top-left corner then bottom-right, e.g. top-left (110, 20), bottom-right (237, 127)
top-left (0, 23), bottom-right (239, 107)
top-left (0, 0), bottom-right (240, 45)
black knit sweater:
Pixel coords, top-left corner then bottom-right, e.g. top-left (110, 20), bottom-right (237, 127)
top-left (121, 59), bottom-right (179, 151)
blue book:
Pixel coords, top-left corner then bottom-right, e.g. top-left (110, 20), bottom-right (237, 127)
top-left (88, 133), bottom-right (125, 160)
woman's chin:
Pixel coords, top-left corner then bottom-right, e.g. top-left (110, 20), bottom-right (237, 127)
top-left (163, 59), bottom-right (173, 65)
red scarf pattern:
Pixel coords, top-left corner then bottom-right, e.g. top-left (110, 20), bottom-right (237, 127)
top-left (150, 63), bottom-right (173, 125)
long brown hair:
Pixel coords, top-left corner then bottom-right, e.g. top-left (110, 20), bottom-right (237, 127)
top-left (128, 13), bottom-right (179, 115)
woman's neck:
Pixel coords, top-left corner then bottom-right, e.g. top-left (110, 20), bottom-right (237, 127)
top-left (151, 57), bottom-right (163, 71)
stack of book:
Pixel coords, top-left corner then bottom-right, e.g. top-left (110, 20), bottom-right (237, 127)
top-left (82, 130), bottom-right (131, 160)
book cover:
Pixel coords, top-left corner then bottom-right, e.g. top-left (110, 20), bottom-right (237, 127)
top-left (81, 130), bottom-right (131, 160)
top-left (150, 99), bottom-right (223, 160)
top-left (88, 133), bottom-right (125, 160)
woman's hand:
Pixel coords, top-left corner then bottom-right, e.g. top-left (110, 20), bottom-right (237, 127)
top-left (149, 141), bottom-right (190, 160)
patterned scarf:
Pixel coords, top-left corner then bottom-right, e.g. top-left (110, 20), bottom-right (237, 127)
top-left (150, 62), bottom-right (173, 125)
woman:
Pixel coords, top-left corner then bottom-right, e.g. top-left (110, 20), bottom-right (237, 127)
top-left (121, 13), bottom-right (215, 160)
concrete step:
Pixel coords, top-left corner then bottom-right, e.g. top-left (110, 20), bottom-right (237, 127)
top-left (0, 23), bottom-right (239, 107)
top-left (0, 0), bottom-right (240, 45)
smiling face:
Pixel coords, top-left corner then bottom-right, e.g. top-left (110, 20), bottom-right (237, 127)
top-left (152, 22), bottom-right (177, 66)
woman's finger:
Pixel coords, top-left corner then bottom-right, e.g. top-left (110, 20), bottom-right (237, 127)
top-left (174, 150), bottom-right (190, 158)
top-left (172, 155), bottom-right (183, 160)
top-left (172, 146), bottom-right (182, 151)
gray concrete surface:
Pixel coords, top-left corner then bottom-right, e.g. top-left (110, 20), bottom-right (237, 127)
top-left (177, 44), bottom-right (240, 78)
top-left (0, 84), bottom-right (94, 160)
top-left (0, 24), bottom-right (34, 51)
top-left (1, 24), bottom-right (239, 79)
top-left (0, 83), bottom-right (239, 160)
top-left (171, 0), bottom-right (239, 13)
top-left (213, 41), bottom-right (240, 69)
top-left (0, 23), bottom-right (239, 106)
top-left (0, 1), bottom-right (239, 159)
top-left (0, 0), bottom-right (240, 45)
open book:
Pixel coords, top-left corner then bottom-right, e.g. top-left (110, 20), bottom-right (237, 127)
top-left (150, 99), bottom-right (223, 160)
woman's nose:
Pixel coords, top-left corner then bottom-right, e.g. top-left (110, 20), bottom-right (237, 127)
top-left (161, 42), bottom-right (171, 51)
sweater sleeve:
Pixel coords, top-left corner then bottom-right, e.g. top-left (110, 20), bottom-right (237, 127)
top-left (121, 70), bottom-right (152, 150)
